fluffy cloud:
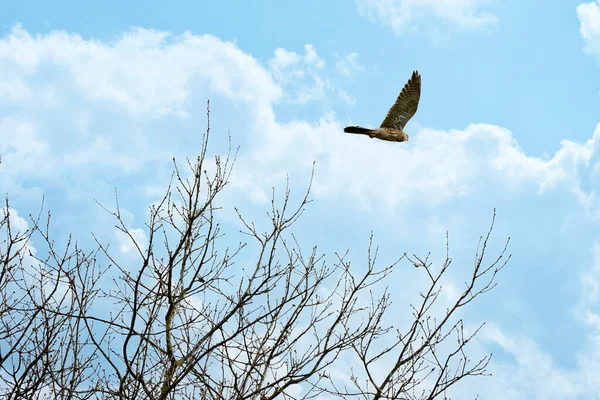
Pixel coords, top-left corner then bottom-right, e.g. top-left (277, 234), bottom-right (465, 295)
top-left (0, 117), bottom-right (50, 177)
top-left (235, 117), bottom-right (600, 215)
top-left (578, 0), bottom-right (600, 59)
top-left (1, 25), bottom-right (599, 217)
top-left (454, 241), bottom-right (600, 399)
top-left (578, 243), bottom-right (600, 335)
top-left (335, 52), bottom-right (365, 77)
top-left (356, 0), bottom-right (498, 34)
top-left (0, 25), bottom-right (282, 190)
top-left (268, 44), bottom-right (355, 104)
top-left (0, 25), bottom-right (281, 118)
top-left (466, 325), bottom-right (584, 399)
top-left (116, 226), bottom-right (148, 254)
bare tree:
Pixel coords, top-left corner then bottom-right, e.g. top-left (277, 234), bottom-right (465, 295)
top-left (0, 103), bottom-right (510, 399)
top-left (0, 194), bottom-right (108, 399)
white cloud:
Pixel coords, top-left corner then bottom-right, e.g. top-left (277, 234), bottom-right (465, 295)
top-left (452, 239), bottom-right (600, 399)
top-left (269, 44), bottom-right (325, 78)
top-left (356, 0), bottom-right (498, 34)
top-left (236, 117), bottom-right (600, 213)
top-left (578, 1), bottom-right (600, 59)
top-left (2, 25), bottom-right (599, 217)
top-left (267, 45), bottom-right (357, 105)
top-left (116, 227), bottom-right (148, 254)
top-left (0, 25), bottom-right (282, 186)
top-left (268, 44), bottom-right (331, 104)
top-left (465, 325), bottom-right (584, 399)
top-left (578, 243), bottom-right (600, 334)
top-left (0, 25), bottom-right (281, 118)
top-left (335, 52), bottom-right (365, 77)
top-left (0, 117), bottom-right (52, 177)
top-left (336, 88), bottom-right (356, 104)
top-left (0, 77), bottom-right (31, 101)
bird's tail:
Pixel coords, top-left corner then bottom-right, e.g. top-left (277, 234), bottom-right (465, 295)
top-left (344, 126), bottom-right (375, 135)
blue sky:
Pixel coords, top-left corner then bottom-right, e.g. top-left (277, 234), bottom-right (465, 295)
top-left (2, 0), bottom-right (600, 397)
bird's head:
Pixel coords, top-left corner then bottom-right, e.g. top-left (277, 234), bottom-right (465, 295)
top-left (397, 132), bottom-right (409, 142)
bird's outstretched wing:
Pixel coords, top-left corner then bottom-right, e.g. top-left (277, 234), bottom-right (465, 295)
top-left (380, 70), bottom-right (421, 130)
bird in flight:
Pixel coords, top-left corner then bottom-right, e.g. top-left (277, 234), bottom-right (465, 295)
top-left (344, 70), bottom-right (421, 142)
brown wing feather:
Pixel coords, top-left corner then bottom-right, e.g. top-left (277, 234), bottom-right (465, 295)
top-left (380, 70), bottom-right (421, 130)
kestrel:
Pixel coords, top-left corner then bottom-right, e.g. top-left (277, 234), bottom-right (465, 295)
top-left (344, 70), bottom-right (421, 142)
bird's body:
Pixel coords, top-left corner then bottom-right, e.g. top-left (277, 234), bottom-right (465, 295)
top-left (343, 126), bottom-right (409, 142)
top-left (344, 70), bottom-right (421, 143)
